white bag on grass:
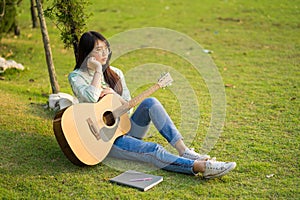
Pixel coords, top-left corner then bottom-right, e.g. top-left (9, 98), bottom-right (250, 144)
top-left (49, 92), bottom-right (78, 110)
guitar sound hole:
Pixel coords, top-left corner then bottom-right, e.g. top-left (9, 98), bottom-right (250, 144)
top-left (103, 111), bottom-right (115, 126)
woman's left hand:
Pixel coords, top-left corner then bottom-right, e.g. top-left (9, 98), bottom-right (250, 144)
top-left (100, 88), bottom-right (115, 98)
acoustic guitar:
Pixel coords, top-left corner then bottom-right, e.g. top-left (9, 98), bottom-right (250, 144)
top-left (53, 72), bottom-right (173, 166)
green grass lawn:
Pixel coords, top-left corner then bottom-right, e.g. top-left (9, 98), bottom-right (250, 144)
top-left (0, 0), bottom-right (299, 199)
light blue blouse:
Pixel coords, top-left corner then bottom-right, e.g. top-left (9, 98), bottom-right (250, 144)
top-left (68, 66), bottom-right (131, 103)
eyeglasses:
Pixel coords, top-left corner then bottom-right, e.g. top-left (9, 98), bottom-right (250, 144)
top-left (93, 47), bottom-right (111, 57)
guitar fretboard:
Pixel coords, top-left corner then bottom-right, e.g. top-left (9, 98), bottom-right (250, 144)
top-left (113, 84), bottom-right (161, 117)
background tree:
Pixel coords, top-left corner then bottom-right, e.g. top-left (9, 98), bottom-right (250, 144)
top-left (36, 0), bottom-right (60, 93)
top-left (44, 0), bottom-right (90, 63)
top-left (0, 0), bottom-right (22, 39)
top-left (35, 0), bottom-right (90, 94)
top-left (30, 0), bottom-right (38, 28)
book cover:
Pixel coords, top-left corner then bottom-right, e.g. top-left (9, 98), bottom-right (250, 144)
top-left (109, 170), bottom-right (163, 191)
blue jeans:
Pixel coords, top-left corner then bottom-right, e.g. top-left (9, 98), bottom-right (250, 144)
top-left (108, 97), bottom-right (195, 174)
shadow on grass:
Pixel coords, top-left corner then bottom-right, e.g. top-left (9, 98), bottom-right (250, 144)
top-left (1, 131), bottom-right (216, 200)
top-left (0, 128), bottom-right (204, 180)
top-left (0, 129), bottom-right (85, 176)
top-left (28, 102), bottom-right (57, 120)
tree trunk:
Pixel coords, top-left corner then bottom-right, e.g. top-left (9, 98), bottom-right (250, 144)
top-left (72, 34), bottom-right (79, 64)
top-left (0, 0), bottom-right (5, 19)
top-left (65, 2), bottom-right (79, 64)
top-left (30, 0), bottom-right (38, 28)
top-left (35, 0), bottom-right (60, 94)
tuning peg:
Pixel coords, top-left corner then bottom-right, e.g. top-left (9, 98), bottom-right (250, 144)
top-left (159, 72), bottom-right (165, 79)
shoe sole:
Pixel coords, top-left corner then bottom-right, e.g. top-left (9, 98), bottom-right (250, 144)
top-left (204, 162), bottom-right (237, 179)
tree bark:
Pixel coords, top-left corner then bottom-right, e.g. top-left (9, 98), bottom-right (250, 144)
top-left (36, 0), bottom-right (60, 94)
top-left (30, 0), bottom-right (38, 28)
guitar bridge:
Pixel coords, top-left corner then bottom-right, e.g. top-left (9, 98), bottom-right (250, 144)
top-left (86, 118), bottom-right (101, 140)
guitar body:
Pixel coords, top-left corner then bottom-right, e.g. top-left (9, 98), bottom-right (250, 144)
top-left (53, 94), bottom-right (131, 166)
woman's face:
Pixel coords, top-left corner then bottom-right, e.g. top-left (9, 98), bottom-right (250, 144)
top-left (91, 40), bottom-right (110, 65)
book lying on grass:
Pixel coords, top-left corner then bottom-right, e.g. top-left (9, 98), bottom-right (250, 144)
top-left (109, 170), bottom-right (163, 191)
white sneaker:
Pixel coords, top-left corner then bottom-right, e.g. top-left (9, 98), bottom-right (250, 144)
top-left (203, 160), bottom-right (236, 179)
top-left (181, 148), bottom-right (211, 161)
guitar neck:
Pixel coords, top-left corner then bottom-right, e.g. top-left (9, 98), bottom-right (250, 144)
top-left (113, 83), bottom-right (161, 117)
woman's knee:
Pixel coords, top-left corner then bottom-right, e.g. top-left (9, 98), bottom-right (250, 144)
top-left (141, 97), bottom-right (160, 108)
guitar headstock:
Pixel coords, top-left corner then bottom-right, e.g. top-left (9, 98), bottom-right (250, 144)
top-left (157, 72), bottom-right (173, 88)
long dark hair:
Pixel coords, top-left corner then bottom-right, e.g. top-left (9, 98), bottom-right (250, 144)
top-left (74, 31), bottom-right (123, 95)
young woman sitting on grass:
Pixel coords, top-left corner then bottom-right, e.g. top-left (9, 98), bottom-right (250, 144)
top-left (68, 31), bottom-right (236, 179)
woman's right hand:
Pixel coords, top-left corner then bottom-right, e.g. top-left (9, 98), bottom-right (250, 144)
top-left (87, 56), bottom-right (102, 72)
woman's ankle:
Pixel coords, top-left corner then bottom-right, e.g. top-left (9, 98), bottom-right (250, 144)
top-left (174, 139), bottom-right (187, 155)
